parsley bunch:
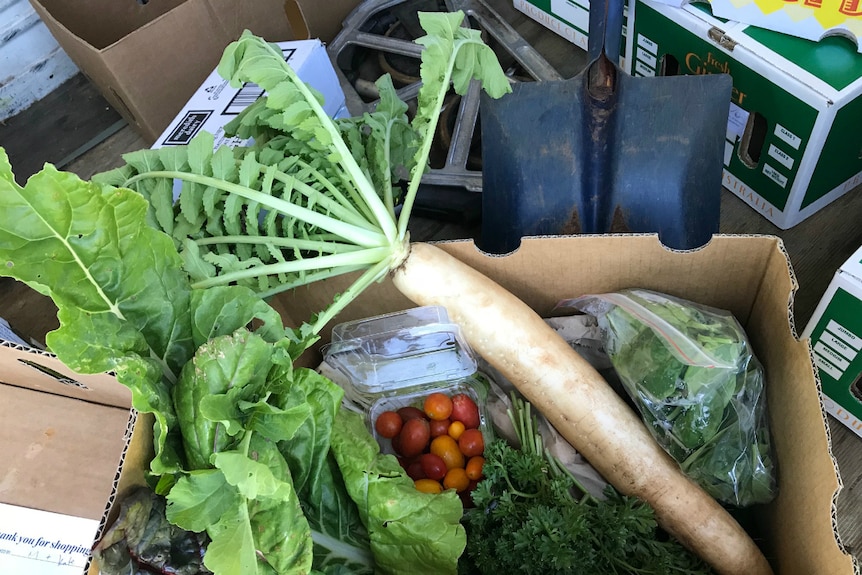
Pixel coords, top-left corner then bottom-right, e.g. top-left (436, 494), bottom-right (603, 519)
top-left (459, 396), bottom-right (713, 575)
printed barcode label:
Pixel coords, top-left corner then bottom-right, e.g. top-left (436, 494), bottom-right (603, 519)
top-left (223, 84), bottom-right (265, 115)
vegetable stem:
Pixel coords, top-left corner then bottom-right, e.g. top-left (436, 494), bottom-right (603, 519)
top-left (190, 247), bottom-right (395, 290)
top-left (124, 171), bottom-right (389, 248)
top-left (254, 40), bottom-right (398, 245)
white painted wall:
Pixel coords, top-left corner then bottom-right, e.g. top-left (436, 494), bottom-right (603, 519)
top-left (0, 0), bottom-right (78, 121)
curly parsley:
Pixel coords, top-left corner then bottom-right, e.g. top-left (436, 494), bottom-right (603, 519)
top-left (459, 396), bottom-right (713, 575)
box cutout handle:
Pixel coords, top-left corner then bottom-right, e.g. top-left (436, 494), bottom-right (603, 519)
top-left (659, 54), bottom-right (680, 76)
top-left (850, 372), bottom-right (862, 404)
top-left (737, 111), bottom-right (767, 168)
top-left (17, 358), bottom-right (89, 390)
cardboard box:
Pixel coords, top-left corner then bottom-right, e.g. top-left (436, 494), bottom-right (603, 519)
top-left (283, 0), bottom-right (360, 43)
top-left (88, 234), bottom-right (853, 574)
top-left (625, 0), bottom-right (862, 229)
top-left (0, 341), bottom-right (133, 573)
top-left (802, 246), bottom-right (862, 438)
top-left (152, 39), bottom-right (348, 150)
top-left (29, 0), bottom-right (293, 144)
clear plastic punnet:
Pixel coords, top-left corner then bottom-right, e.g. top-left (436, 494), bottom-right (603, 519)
top-left (322, 306), bottom-right (481, 411)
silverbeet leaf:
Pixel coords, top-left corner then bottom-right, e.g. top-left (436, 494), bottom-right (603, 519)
top-left (173, 329), bottom-right (273, 470)
top-left (0, 150), bottom-right (193, 474)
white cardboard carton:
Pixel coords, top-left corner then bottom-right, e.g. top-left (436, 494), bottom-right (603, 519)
top-left (152, 39), bottom-right (347, 150)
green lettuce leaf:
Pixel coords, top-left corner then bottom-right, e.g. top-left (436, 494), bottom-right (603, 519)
top-left (330, 410), bottom-right (466, 575)
top-left (173, 329), bottom-right (273, 470)
top-left (273, 367), bottom-right (374, 573)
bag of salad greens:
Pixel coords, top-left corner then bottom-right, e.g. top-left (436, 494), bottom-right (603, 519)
top-left (562, 288), bottom-right (777, 507)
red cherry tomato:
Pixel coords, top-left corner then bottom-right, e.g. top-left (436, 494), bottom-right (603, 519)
top-left (398, 418), bottom-right (431, 457)
top-left (374, 410), bottom-right (403, 439)
top-left (406, 460), bottom-right (426, 481)
top-left (397, 406), bottom-right (427, 421)
top-left (450, 393), bottom-right (481, 429)
top-left (458, 428), bottom-right (485, 458)
top-left (419, 453), bottom-right (448, 481)
top-left (423, 392), bottom-right (454, 421)
top-left (429, 418), bottom-right (451, 438)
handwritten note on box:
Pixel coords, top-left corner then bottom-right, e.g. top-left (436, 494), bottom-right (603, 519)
top-left (0, 503), bottom-right (99, 573)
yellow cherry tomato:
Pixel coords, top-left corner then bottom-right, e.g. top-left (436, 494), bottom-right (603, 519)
top-left (430, 435), bottom-right (465, 470)
top-left (466, 456), bottom-right (485, 481)
top-left (443, 467), bottom-right (470, 492)
top-left (447, 420), bottom-right (466, 441)
top-left (414, 478), bottom-right (444, 494)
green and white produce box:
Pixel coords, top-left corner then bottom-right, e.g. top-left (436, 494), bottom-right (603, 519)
top-left (625, 0), bottom-right (862, 229)
top-left (802, 246), bottom-right (862, 438)
top-left (512, 0), bottom-right (630, 64)
top-left (513, 0), bottom-right (591, 50)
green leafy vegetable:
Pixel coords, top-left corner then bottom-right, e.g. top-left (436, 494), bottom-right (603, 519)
top-left (0, 10), bottom-right (515, 574)
top-left (95, 11), bottom-right (512, 334)
top-left (570, 289), bottom-right (777, 507)
top-left (330, 410), bottom-right (466, 575)
top-left (93, 487), bottom-right (211, 575)
top-left (460, 396), bottom-right (713, 575)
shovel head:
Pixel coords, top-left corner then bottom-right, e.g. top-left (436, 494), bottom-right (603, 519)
top-left (479, 64), bottom-right (733, 253)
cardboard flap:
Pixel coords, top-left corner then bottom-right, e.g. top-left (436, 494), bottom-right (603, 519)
top-left (0, 384), bottom-right (132, 519)
top-left (284, 0), bottom-right (360, 42)
top-left (0, 342), bottom-right (131, 409)
top-left (32, 0), bottom-right (186, 51)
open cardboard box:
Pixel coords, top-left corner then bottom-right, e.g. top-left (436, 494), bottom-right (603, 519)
top-left (30, 0), bottom-right (293, 144)
top-left (80, 234), bottom-right (856, 574)
top-left (0, 341), bottom-right (134, 571)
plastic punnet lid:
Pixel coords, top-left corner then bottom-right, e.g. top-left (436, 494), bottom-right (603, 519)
top-left (323, 307), bottom-right (478, 395)
top-left (331, 306), bottom-right (451, 342)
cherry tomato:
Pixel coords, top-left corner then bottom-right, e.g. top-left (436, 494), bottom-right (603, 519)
top-left (443, 467), bottom-right (470, 492)
top-left (419, 453), bottom-right (447, 481)
top-left (405, 460), bottom-right (426, 481)
top-left (465, 455), bottom-right (485, 480)
top-left (450, 393), bottom-right (481, 429)
top-left (430, 435), bottom-right (465, 470)
top-left (429, 418), bottom-right (451, 438)
top-left (458, 428), bottom-right (485, 458)
top-left (414, 478), bottom-right (444, 494)
top-left (397, 406), bottom-right (427, 421)
top-left (423, 392), bottom-right (453, 421)
top-left (447, 420), bottom-right (465, 440)
top-left (398, 418), bottom-right (431, 457)
top-left (374, 410), bottom-right (403, 439)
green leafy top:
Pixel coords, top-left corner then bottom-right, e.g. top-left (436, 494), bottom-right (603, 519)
top-left (95, 11), bottom-right (512, 336)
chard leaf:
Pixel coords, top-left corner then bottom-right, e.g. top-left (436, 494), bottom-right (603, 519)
top-left (0, 151), bottom-right (193, 473)
top-left (166, 468), bottom-right (240, 532)
top-left (214, 450), bottom-right (293, 501)
top-left (204, 503), bottom-right (258, 575)
top-left (241, 399), bottom-right (313, 443)
top-left (190, 284), bottom-right (285, 345)
top-left (245, 435), bottom-right (315, 575)
top-left (331, 410), bottom-right (465, 575)
top-left (271, 361), bottom-right (373, 573)
top-left (0, 158), bottom-right (194, 373)
top-left (173, 329), bottom-right (273, 470)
